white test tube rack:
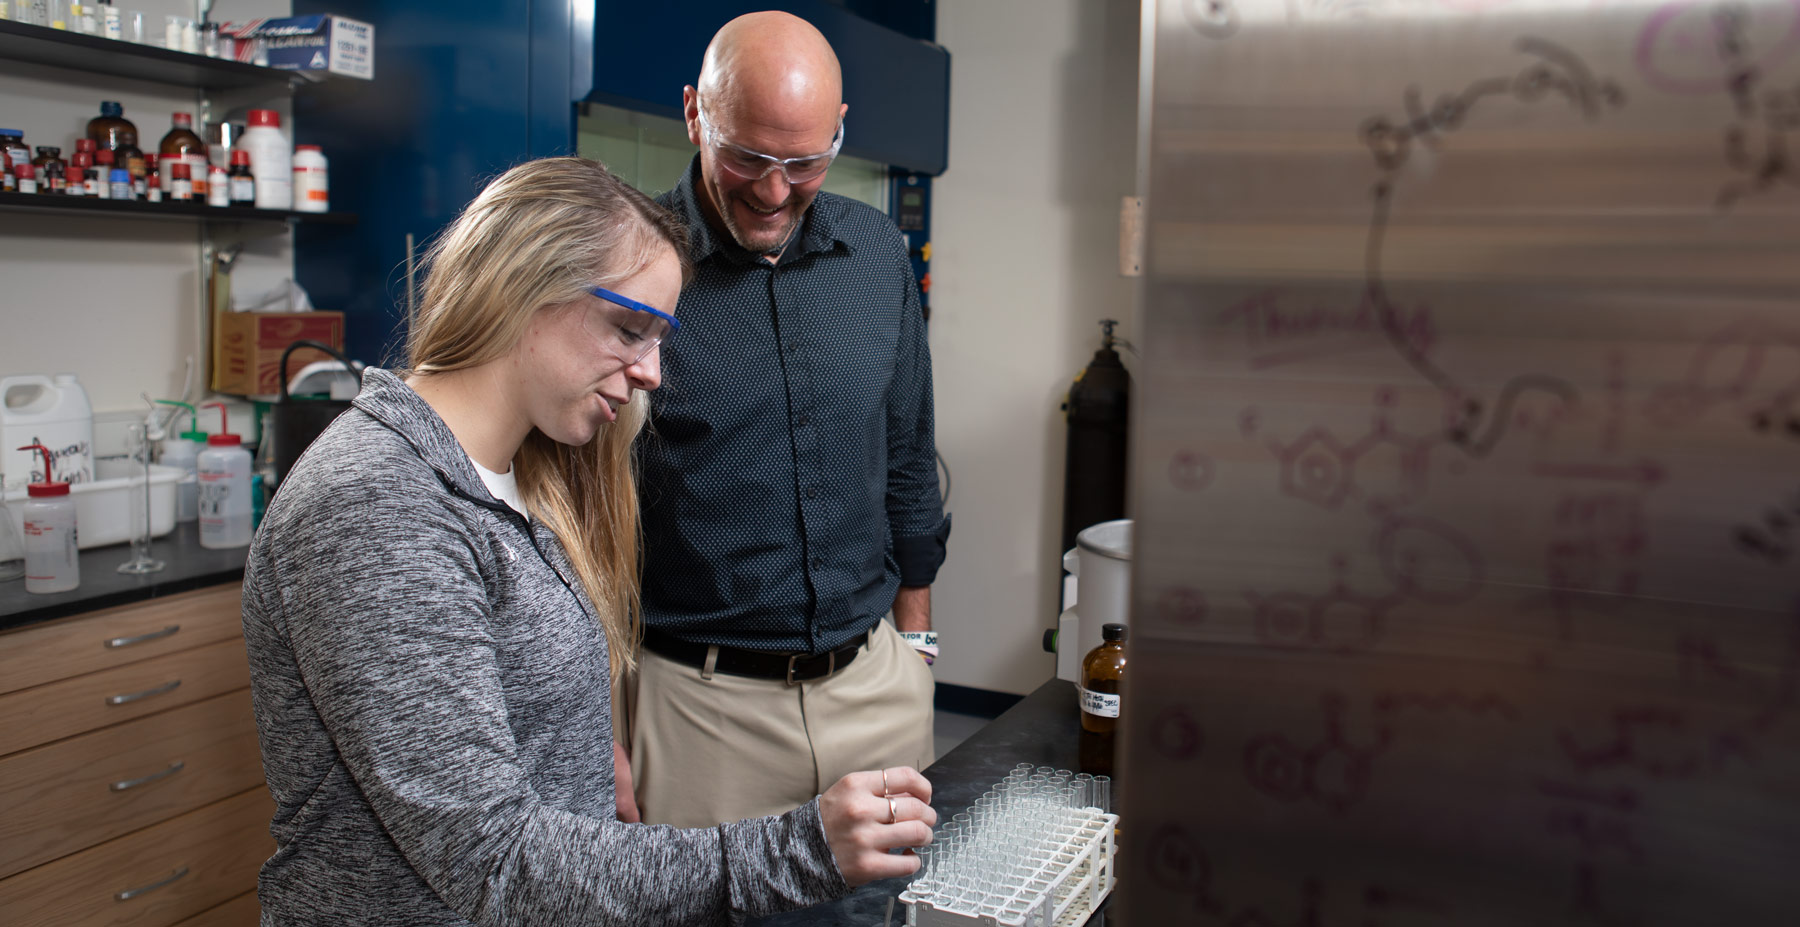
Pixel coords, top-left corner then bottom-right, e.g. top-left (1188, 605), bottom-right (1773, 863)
top-left (899, 766), bottom-right (1118, 927)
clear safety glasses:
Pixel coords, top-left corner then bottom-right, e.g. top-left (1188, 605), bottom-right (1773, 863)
top-left (584, 286), bottom-right (680, 366)
top-left (696, 98), bottom-right (844, 184)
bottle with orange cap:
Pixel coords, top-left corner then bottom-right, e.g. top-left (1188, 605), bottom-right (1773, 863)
top-left (16, 443), bottom-right (79, 594)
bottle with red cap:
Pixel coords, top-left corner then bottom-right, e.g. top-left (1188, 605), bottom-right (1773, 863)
top-left (67, 151), bottom-right (91, 197)
top-left (73, 138), bottom-right (97, 195)
top-left (227, 149), bottom-right (255, 205)
top-left (16, 443), bottom-right (79, 594)
top-left (240, 108), bottom-right (292, 210)
top-left (196, 402), bottom-right (253, 548)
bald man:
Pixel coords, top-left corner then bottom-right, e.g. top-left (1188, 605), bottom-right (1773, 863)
top-left (625, 11), bottom-right (949, 828)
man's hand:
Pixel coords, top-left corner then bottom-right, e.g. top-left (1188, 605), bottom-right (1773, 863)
top-left (613, 740), bottom-right (640, 823)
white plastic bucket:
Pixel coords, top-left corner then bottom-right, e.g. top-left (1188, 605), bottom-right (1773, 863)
top-left (2, 374), bottom-right (95, 495)
top-left (1055, 519), bottom-right (1133, 681)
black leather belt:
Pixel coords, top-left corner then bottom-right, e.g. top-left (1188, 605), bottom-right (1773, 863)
top-left (643, 629), bottom-right (869, 686)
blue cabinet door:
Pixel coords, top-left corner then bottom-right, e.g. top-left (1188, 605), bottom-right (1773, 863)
top-left (293, 0), bottom-right (588, 366)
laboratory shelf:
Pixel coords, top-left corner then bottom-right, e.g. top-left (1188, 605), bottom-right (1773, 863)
top-left (0, 18), bottom-right (309, 91)
top-left (0, 190), bottom-right (356, 224)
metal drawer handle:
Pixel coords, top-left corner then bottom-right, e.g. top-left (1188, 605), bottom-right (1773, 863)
top-left (110, 760), bottom-right (185, 792)
top-left (105, 625), bottom-right (180, 649)
top-left (115, 866), bottom-right (189, 902)
top-left (106, 679), bottom-right (182, 705)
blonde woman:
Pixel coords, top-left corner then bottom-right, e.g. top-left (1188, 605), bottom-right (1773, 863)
top-left (242, 157), bottom-right (934, 926)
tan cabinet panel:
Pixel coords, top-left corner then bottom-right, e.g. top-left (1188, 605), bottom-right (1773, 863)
top-left (0, 787), bottom-right (273, 927)
top-left (0, 585), bottom-right (246, 696)
top-left (170, 892), bottom-right (260, 927)
top-left (0, 638), bottom-right (252, 756)
top-left (0, 691), bottom-right (266, 879)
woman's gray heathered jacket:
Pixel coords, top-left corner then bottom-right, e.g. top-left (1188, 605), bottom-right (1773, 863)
top-left (242, 368), bottom-right (850, 925)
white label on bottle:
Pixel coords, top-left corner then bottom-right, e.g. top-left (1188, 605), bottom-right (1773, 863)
top-left (19, 178), bottom-right (37, 194)
top-left (231, 176), bottom-right (255, 202)
top-left (1078, 685), bottom-right (1121, 719)
top-left (186, 153), bottom-right (209, 195)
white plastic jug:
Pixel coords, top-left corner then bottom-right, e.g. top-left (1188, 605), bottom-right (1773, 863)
top-left (1055, 519), bottom-right (1132, 682)
top-left (2, 374), bottom-right (95, 495)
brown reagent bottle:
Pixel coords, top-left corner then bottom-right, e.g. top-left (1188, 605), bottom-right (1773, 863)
top-left (1078, 622), bottom-right (1128, 776)
top-left (87, 101), bottom-right (145, 186)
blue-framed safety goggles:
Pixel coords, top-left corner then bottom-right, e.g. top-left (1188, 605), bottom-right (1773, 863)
top-left (586, 285), bottom-right (680, 365)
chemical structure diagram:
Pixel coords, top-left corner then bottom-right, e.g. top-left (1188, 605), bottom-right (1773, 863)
top-left (1152, 704), bottom-right (1206, 761)
top-left (1244, 694), bottom-right (1391, 813)
top-left (1243, 689), bottom-right (1520, 813)
top-left (1532, 492), bottom-right (1651, 642)
top-left (1643, 317), bottom-right (1800, 440)
top-left (1538, 607), bottom-right (1800, 923)
top-left (1357, 37), bottom-right (1624, 458)
top-left (1243, 516), bottom-right (1484, 653)
top-left (1246, 389), bottom-right (1446, 517)
top-left (1145, 823), bottom-right (1456, 924)
top-left (1681, 1), bottom-right (1800, 209)
top-left (1559, 609), bottom-right (1800, 782)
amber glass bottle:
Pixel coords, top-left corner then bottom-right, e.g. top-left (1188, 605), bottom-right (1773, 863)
top-left (159, 112), bottom-right (208, 196)
top-left (88, 102), bottom-right (145, 185)
top-left (1078, 622), bottom-right (1128, 776)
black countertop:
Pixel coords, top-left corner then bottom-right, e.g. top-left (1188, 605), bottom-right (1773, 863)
top-left (751, 678), bottom-right (1113, 927)
top-left (0, 522), bottom-right (248, 631)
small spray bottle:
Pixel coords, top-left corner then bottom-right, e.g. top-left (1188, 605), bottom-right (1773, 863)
top-left (17, 443), bottom-right (78, 594)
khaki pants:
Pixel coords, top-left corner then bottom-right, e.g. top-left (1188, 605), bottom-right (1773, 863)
top-left (623, 620), bottom-right (936, 827)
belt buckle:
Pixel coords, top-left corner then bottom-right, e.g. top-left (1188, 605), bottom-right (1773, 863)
top-left (786, 649), bottom-right (836, 687)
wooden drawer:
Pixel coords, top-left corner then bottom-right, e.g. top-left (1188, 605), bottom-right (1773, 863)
top-left (0, 787), bottom-right (273, 927)
top-left (0, 691), bottom-right (266, 879)
top-left (171, 892), bottom-right (259, 927)
top-left (0, 637), bottom-right (252, 755)
top-left (0, 585), bottom-right (245, 696)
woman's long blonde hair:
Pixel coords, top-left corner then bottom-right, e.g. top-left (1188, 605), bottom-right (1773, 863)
top-left (403, 157), bottom-right (690, 681)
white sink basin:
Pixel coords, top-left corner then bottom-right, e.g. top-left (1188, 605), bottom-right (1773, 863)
top-left (4, 459), bottom-right (182, 551)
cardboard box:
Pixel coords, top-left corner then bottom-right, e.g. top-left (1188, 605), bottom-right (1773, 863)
top-left (212, 311), bottom-right (346, 397)
top-left (243, 15), bottom-right (374, 80)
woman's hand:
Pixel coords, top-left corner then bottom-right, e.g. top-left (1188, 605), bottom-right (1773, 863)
top-left (613, 740), bottom-right (640, 823)
top-left (819, 766), bottom-right (936, 886)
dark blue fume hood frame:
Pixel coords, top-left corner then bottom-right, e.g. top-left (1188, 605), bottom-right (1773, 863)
top-left (293, 0), bottom-right (948, 366)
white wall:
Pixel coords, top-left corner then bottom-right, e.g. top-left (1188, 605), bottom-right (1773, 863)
top-left (0, 0), bottom-right (293, 452)
top-left (930, 0), bottom-right (1142, 695)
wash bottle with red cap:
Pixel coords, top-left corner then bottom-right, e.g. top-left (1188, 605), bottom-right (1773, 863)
top-left (17, 443), bottom-right (78, 594)
top-left (197, 402), bottom-right (253, 549)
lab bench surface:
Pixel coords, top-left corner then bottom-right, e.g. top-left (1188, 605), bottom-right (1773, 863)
top-left (750, 678), bottom-right (1114, 927)
top-left (0, 522), bottom-right (248, 632)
